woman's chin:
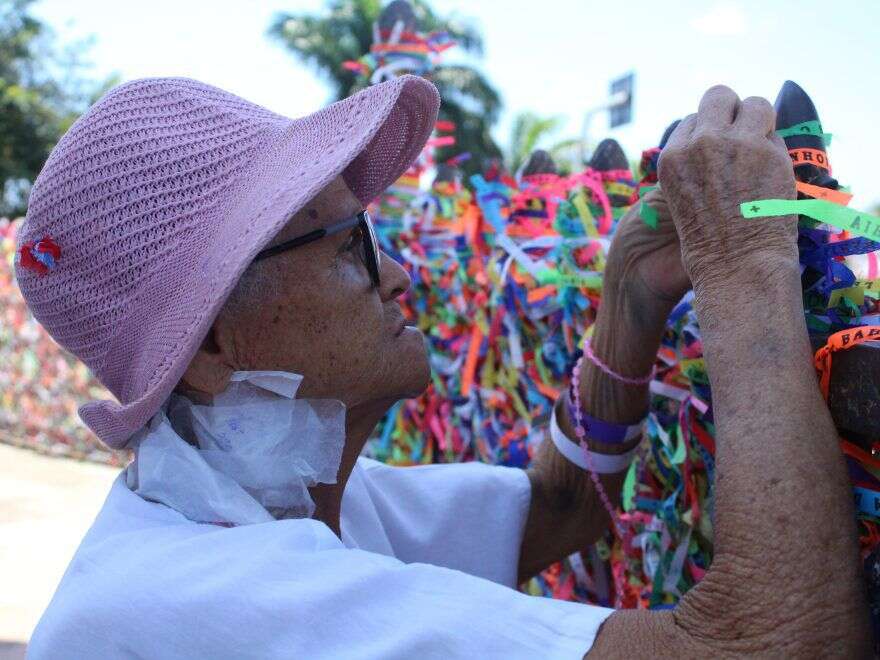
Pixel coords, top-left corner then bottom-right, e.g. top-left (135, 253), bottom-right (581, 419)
top-left (404, 334), bottom-right (431, 394)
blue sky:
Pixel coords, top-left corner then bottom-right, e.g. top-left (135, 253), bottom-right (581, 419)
top-left (33, 0), bottom-right (880, 210)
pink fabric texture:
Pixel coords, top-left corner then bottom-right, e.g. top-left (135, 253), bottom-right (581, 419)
top-left (14, 75), bottom-right (439, 449)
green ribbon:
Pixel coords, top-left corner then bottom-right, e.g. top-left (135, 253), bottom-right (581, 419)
top-left (534, 346), bottom-right (552, 386)
top-left (622, 460), bottom-right (637, 512)
top-left (612, 206), bottom-right (629, 220)
top-left (639, 185), bottom-right (659, 229)
top-left (806, 314), bottom-right (831, 333)
top-left (671, 424), bottom-right (686, 465)
top-left (741, 199), bottom-right (880, 242)
top-left (776, 120), bottom-right (832, 145)
top-left (535, 268), bottom-right (603, 289)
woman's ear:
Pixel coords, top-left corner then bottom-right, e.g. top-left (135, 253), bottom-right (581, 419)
top-left (176, 327), bottom-right (234, 397)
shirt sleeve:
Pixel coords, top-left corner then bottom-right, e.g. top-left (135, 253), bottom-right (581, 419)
top-left (348, 457), bottom-right (532, 587)
top-left (28, 511), bottom-right (613, 660)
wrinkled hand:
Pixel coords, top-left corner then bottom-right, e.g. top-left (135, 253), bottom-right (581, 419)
top-left (605, 186), bottom-right (690, 307)
top-left (658, 85), bottom-right (798, 290)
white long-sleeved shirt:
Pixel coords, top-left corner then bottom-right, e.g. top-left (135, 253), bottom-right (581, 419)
top-left (28, 447), bottom-right (612, 658)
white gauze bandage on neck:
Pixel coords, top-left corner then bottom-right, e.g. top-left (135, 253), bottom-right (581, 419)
top-left (125, 371), bottom-right (346, 525)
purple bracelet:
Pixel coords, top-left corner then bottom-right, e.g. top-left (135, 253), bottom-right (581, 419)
top-left (565, 394), bottom-right (643, 444)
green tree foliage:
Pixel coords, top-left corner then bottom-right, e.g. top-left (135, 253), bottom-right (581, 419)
top-left (0, 0), bottom-right (110, 217)
top-left (268, 0), bottom-right (503, 176)
top-left (506, 111), bottom-right (580, 175)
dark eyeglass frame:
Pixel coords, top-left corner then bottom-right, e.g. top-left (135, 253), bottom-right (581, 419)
top-left (253, 210), bottom-right (381, 287)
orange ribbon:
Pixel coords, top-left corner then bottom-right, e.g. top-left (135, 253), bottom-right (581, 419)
top-left (789, 148), bottom-right (832, 173)
top-left (813, 325), bottom-right (880, 399)
top-left (460, 324), bottom-right (483, 397)
top-left (795, 181), bottom-right (852, 206)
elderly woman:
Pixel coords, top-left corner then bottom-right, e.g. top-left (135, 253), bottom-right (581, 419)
top-left (20, 77), bottom-right (867, 657)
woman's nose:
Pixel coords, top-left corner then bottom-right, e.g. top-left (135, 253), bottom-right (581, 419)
top-left (378, 251), bottom-right (411, 301)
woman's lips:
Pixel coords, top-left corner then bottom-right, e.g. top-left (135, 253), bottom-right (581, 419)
top-left (394, 319), bottom-right (418, 337)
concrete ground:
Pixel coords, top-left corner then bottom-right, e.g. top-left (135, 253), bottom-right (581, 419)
top-left (0, 444), bottom-right (120, 653)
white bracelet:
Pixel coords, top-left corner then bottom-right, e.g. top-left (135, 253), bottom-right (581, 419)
top-left (549, 407), bottom-right (641, 473)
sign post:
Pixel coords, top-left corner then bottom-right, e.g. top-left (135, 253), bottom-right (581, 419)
top-left (579, 72), bottom-right (635, 163)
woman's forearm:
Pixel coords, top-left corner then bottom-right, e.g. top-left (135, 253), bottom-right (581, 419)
top-left (521, 276), bottom-right (673, 581)
top-left (553, 274), bottom-right (671, 514)
top-left (674, 255), bottom-right (870, 652)
top-left (578, 275), bottom-right (670, 424)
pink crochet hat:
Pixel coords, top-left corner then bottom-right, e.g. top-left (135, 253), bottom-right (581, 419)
top-left (15, 75), bottom-right (439, 449)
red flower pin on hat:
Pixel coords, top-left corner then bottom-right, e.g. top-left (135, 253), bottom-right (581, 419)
top-left (19, 236), bottom-right (61, 275)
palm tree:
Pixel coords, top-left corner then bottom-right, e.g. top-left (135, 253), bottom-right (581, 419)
top-left (268, 0), bottom-right (502, 175)
top-left (507, 112), bottom-right (580, 176)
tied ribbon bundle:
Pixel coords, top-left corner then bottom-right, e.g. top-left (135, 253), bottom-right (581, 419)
top-left (814, 325), bottom-right (880, 398)
top-left (812, 327), bottom-right (880, 644)
top-left (343, 28), bottom-right (453, 84)
top-left (743, 120), bottom-right (880, 334)
top-left (349, 28), bottom-right (460, 223)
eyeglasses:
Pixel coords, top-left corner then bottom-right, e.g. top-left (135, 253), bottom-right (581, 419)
top-left (253, 210), bottom-right (381, 288)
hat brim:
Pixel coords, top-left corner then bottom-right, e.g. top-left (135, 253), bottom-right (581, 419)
top-left (79, 75), bottom-right (439, 449)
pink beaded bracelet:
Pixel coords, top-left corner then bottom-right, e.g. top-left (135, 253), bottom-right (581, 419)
top-left (583, 338), bottom-right (655, 386)
top-left (571, 356), bottom-right (629, 538)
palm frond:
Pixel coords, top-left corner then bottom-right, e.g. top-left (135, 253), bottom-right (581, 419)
top-left (507, 112), bottom-right (568, 173)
